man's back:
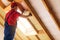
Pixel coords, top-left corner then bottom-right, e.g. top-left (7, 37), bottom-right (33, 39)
top-left (5, 9), bottom-right (20, 26)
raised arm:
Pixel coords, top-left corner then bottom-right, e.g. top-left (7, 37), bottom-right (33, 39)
top-left (16, 2), bottom-right (32, 18)
top-left (17, 2), bottom-right (25, 13)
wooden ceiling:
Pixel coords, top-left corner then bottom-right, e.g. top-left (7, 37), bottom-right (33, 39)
top-left (0, 0), bottom-right (59, 40)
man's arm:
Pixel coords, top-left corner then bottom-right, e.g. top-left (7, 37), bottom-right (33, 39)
top-left (20, 13), bottom-right (32, 18)
top-left (17, 2), bottom-right (25, 13)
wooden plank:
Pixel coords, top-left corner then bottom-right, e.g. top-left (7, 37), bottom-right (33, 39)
top-left (38, 30), bottom-right (51, 40)
top-left (16, 28), bottom-right (29, 40)
top-left (28, 35), bottom-right (39, 40)
top-left (0, 17), bottom-right (4, 26)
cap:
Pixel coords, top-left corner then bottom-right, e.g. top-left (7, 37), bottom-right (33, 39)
top-left (11, 2), bottom-right (17, 8)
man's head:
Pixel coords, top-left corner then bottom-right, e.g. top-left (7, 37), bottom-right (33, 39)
top-left (11, 2), bottom-right (17, 10)
top-left (8, 0), bottom-right (17, 10)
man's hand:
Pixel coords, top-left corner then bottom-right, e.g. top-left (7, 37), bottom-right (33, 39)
top-left (23, 10), bottom-right (32, 16)
top-left (29, 13), bottom-right (32, 16)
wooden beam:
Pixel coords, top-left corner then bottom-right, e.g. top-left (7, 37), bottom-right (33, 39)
top-left (43, 0), bottom-right (60, 28)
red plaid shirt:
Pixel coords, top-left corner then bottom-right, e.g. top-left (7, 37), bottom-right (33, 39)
top-left (6, 9), bottom-right (20, 26)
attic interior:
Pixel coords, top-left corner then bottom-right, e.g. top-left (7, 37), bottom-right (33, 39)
top-left (0, 0), bottom-right (60, 40)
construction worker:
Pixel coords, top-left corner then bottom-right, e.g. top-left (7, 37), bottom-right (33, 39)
top-left (4, 0), bottom-right (32, 40)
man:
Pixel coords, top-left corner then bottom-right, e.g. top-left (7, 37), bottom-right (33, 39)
top-left (4, 0), bottom-right (32, 40)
